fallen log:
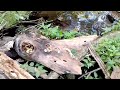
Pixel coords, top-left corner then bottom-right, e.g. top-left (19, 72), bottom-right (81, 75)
top-left (14, 28), bottom-right (98, 75)
top-left (0, 52), bottom-right (34, 79)
top-left (47, 71), bottom-right (60, 79)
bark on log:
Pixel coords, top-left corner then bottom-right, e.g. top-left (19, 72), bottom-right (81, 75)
top-left (47, 71), bottom-right (59, 79)
top-left (14, 28), bottom-right (98, 75)
top-left (0, 52), bottom-right (34, 79)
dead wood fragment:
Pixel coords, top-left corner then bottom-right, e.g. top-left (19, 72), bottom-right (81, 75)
top-left (14, 29), bottom-right (98, 75)
top-left (0, 52), bottom-right (34, 79)
top-left (111, 68), bottom-right (120, 79)
top-left (0, 69), bottom-right (9, 79)
top-left (85, 42), bottom-right (110, 79)
top-left (40, 73), bottom-right (48, 79)
top-left (66, 74), bottom-right (75, 79)
top-left (47, 71), bottom-right (59, 79)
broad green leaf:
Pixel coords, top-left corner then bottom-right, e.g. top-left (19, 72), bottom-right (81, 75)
top-left (29, 62), bottom-right (34, 67)
top-left (35, 70), bottom-right (40, 78)
top-left (35, 63), bottom-right (40, 67)
top-left (27, 66), bottom-right (35, 73)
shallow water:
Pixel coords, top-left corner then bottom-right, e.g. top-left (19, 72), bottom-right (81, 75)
top-left (61, 11), bottom-right (118, 36)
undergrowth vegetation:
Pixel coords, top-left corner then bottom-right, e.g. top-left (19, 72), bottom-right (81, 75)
top-left (79, 22), bottom-right (120, 79)
top-left (0, 11), bottom-right (120, 79)
top-left (37, 23), bottom-right (82, 39)
top-left (95, 35), bottom-right (120, 73)
top-left (20, 61), bottom-right (47, 78)
top-left (0, 11), bottom-right (30, 28)
top-left (79, 34), bottom-right (120, 79)
top-left (20, 19), bottom-right (120, 79)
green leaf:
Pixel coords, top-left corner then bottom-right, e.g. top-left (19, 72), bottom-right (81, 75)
top-left (115, 52), bottom-right (120, 56)
top-left (0, 11), bottom-right (30, 28)
top-left (35, 63), bottom-right (40, 67)
top-left (14, 13), bottom-right (25, 20)
top-left (29, 62), bottom-right (34, 67)
top-left (108, 60), bottom-right (115, 65)
top-left (38, 66), bottom-right (44, 70)
top-left (83, 59), bottom-right (89, 64)
top-left (85, 76), bottom-right (94, 79)
top-left (112, 45), bottom-right (116, 50)
top-left (27, 66), bottom-right (35, 73)
top-left (107, 65), bottom-right (112, 71)
top-left (94, 72), bottom-right (98, 78)
top-left (35, 70), bottom-right (41, 78)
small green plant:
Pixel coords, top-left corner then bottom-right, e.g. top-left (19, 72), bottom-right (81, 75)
top-left (82, 54), bottom-right (96, 69)
top-left (63, 31), bottom-right (78, 39)
top-left (0, 11), bottom-right (30, 28)
top-left (37, 23), bottom-right (80, 39)
top-left (95, 35), bottom-right (120, 73)
top-left (20, 61), bottom-right (47, 78)
top-left (85, 72), bottom-right (101, 79)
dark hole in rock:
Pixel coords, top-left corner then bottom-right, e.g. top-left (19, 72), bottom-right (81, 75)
top-left (45, 44), bottom-right (50, 47)
top-left (0, 26), bottom-right (18, 38)
top-left (18, 22), bottom-right (37, 26)
top-left (54, 60), bottom-right (56, 62)
top-left (10, 71), bottom-right (14, 73)
top-left (5, 48), bottom-right (19, 60)
top-left (42, 66), bottom-right (52, 75)
top-left (106, 14), bottom-right (116, 23)
top-left (63, 60), bottom-right (67, 62)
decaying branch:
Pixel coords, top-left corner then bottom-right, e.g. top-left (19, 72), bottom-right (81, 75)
top-left (111, 67), bottom-right (120, 79)
top-left (85, 42), bottom-right (110, 79)
top-left (0, 52), bottom-right (34, 79)
top-left (14, 28), bottom-right (98, 75)
top-left (47, 71), bottom-right (60, 79)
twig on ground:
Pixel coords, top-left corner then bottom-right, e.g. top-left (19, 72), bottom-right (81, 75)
top-left (59, 75), bottom-right (64, 79)
top-left (78, 68), bottom-right (101, 79)
top-left (85, 42), bottom-right (110, 79)
top-left (20, 18), bottom-right (44, 24)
